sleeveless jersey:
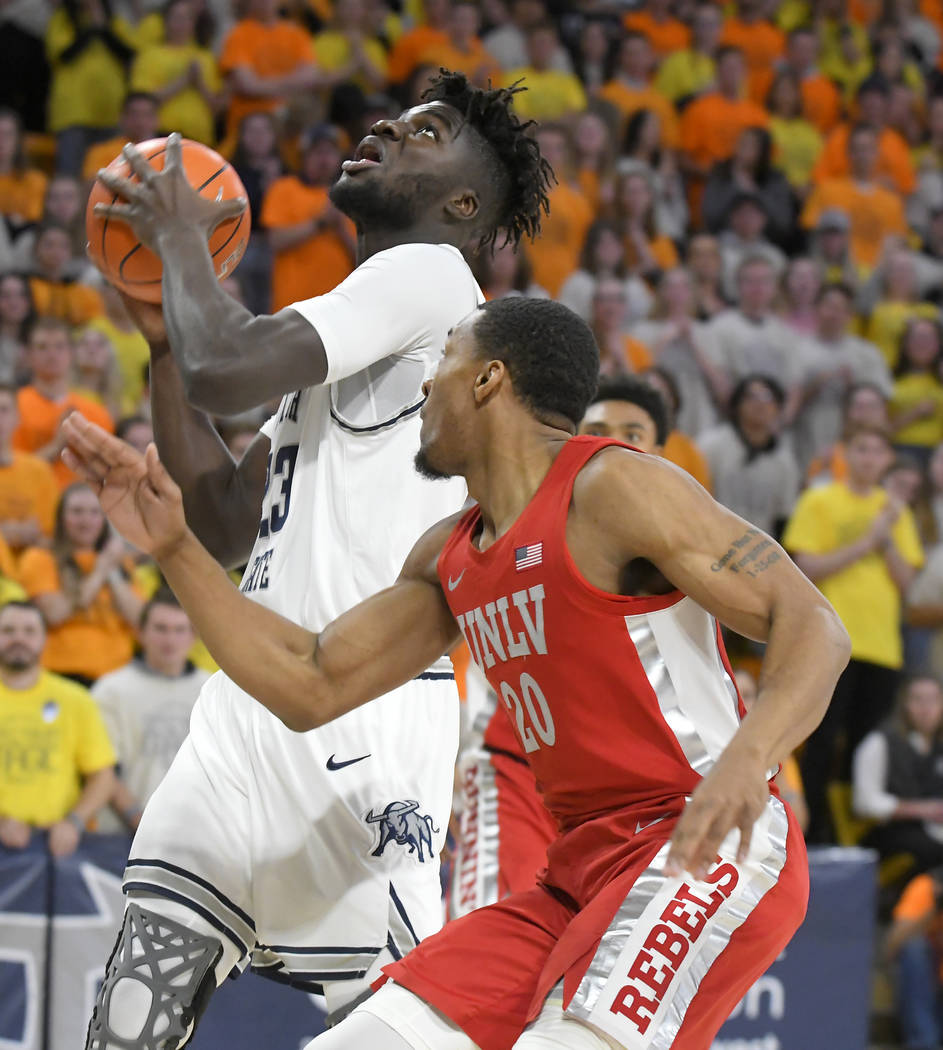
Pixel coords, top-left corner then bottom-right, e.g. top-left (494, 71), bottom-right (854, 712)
top-left (438, 435), bottom-right (746, 830)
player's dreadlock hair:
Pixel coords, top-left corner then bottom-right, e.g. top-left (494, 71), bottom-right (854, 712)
top-left (421, 70), bottom-right (554, 251)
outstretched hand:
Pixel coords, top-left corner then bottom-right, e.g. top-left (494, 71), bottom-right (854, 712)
top-left (94, 132), bottom-right (246, 253)
top-left (61, 414), bottom-right (188, 559)
top-left (663, 748), bottom-right (770, 880)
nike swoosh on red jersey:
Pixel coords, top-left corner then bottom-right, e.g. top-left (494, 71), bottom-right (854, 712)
top-left (635, 815), bottom-right (667, 835)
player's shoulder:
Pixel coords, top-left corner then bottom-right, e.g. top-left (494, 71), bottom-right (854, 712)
top-left (401, 508), bottom-right (471, 585)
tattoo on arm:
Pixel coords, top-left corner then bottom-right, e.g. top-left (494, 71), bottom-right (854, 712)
top-left (711, 528), bottom-right (782, 578)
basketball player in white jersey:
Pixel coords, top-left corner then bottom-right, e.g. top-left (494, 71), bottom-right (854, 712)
top-left (83, 72), bottom-right (553, 1050)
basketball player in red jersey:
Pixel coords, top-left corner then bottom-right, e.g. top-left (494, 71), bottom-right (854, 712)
top-left (450, 374), bottom-right (672, 920)
top-left (62, 296), bottom-right (850, 1050)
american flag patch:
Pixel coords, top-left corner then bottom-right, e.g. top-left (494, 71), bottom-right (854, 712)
top-left (515, 543), bottom-right (543, 571)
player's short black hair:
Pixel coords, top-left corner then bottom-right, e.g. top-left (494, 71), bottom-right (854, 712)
top-left (421, 70), bottom-right (554, 251)
top-left (590, 376), bottom-right (670, 446)
top-left (472, 297), bottom-right (599, 429)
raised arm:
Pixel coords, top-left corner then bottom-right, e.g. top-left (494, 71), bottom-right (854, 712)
top-left (95, 135), bottom-right (329, 416)
top-left (123, 296), bottom-right (270, 567)
top-left (61, 415), bottom-right (462, 731)
top-left (571, 449), bottom-right (851, 876)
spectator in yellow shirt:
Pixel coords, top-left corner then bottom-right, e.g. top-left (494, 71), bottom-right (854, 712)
top-left (314, 0), bottom-right (389, 96)
top-left (890, 317), bottom-right (943, 459)
top-left (0, 601), bottom-right (115, 856)
top-left (45, 0), bottom-right (137, 176)
top-left (783, 424), bottom-right (924, 841)
top-left (654, 2), bottom-right (721, 106)
top-left (130, 0), bottom-right (222, 146)
top-left (506, 22), bottom-right (587, 122)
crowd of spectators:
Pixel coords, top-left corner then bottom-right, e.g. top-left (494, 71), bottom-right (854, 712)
top-left (4, 0), bottom-right (943, 1041)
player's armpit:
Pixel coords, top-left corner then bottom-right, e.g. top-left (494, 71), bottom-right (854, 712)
top-left (570, 448), bottom-right (850, 770)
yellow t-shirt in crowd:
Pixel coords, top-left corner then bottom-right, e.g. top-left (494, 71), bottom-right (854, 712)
top-left (891, 372), bottom-right (943, 447)
top-left (45, 11), bottom-right (136, 132)
top-left (131, 43), bottom-right (221, 145)
top-left (85, 316), bottom-right (150, 416)
top-left (769, 116), bottom-right (823, 189)
top-left (504, 68), bottom-right (588, 122)
top-left (865, 301), bottom-right (940, 370)
top-left (314, 31), bottom-right (388, 93)
top-left (782, 481), bottom-right (924, 668)
top-left (0, 670), bottom-right (115, 826)
top-left (654, 50), bottom-right (715, 105)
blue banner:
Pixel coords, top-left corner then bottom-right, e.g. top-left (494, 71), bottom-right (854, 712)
top-left (713, 846), bottom-right (878, 1050)
top-left (0, 838), bottom-right (875, 1050)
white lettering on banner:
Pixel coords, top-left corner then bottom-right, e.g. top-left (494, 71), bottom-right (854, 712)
top-left (711, 1037), bottom-right (781, 1050)
top-left (727, 977), bottom-right (785, 1021)
top-left (457, 585), bottom-right (547, 668)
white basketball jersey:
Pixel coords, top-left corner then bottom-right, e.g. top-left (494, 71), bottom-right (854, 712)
top-left (238, 243), bottom-right (481, 659)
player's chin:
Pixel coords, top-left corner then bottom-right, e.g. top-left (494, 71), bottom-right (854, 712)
top-left (414, 443), bottom-right (454, 481)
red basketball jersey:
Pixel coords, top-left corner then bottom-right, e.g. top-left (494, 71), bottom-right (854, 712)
top-left (438, 435), bottom-right (747, 832)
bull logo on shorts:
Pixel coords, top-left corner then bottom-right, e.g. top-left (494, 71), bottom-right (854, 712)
top-left (365, 800), bottom-right (439, 862)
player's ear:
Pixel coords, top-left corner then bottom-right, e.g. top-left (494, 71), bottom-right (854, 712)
top-left (473, 359), bottom-right (505, 405)
top-left (445, 189), bottom-right (480, 223)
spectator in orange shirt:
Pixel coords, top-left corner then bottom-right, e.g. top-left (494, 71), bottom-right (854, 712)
top-left (0, 385), bottom-right (58, 555)
top-left (218, 0), bottom-right (325, 142)
top-left (718, 0), bottom-right (787, 102)
top-left (573, 109), bottom-right (617, 216)
top-left (813, 74), bottom-right (917, 195)
top-left (623, 0), bottom-right (691, 58)
top-left (527, 124), bottom-right (594, 297)
top-left (802, 123), bottom-right (909, 269)
top-left (387, 0), bottom-right (450, 86)
top-left (590, 275), bottom-right (654, 377)
top-left (261, 124), bottom-right (356, 312)
top-left (680, 46), bottom-right (771, 179)
top-left (13, 319), bottom-right (114, 489)
top-left (80, 92), bottom-right (160, 183)
top-left (27, 224), bottom-right (104, 328)
top-left (416, 2), bottom-right (498, 88)
top-left (779, 25), bottom-right (843, 134)
top-left (598, 31), bottom-right (680, 147)
top-left (613, 164), bottom-right (679, 283)
top-left (0, 108), bottom-right (47, 236)
top-left (18, 483), bottom-right (143, 685)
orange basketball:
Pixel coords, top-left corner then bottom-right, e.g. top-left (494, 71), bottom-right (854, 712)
top-left (85, 137), bottom-right (248, 303)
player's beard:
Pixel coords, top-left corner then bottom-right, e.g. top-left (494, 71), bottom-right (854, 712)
top-left (414, 447), bottom-right (454, 481)
top-left (330, 172), bottom-right (456, 232)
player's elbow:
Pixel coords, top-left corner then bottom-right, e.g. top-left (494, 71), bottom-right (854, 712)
top-left (181, 360), bottom-right (239, 415)
top-left (815, 600), bottom-right (851, 674)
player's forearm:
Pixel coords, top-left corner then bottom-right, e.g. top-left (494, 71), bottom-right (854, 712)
top-left (156, 529), bottom-right (332, 730)
top-left (149, 342), bottom-right (262, 566)
top-left (732, 598), bottom-right (850, 771)
top-left (154, 225), bottom-right (328, 414)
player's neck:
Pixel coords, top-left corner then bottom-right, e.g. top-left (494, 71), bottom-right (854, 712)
top-left (355, 225), bottom-right (462, 263)
top-left (468, 426), bottom-right (572, 550)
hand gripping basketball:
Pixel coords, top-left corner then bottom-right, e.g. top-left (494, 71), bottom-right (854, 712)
top-left (87, 132), bottom-right (248, 301)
